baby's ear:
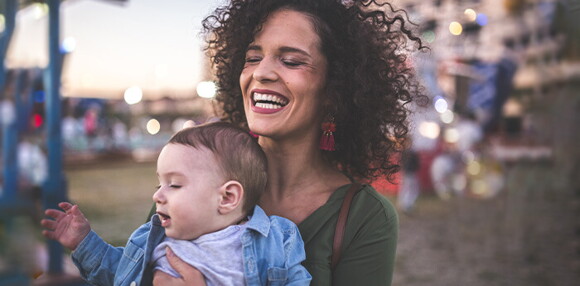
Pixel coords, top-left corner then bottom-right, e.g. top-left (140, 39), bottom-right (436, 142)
top-left (218, 180), bottom-right (244, 215)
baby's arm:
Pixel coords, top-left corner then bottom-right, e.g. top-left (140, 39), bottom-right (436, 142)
top-left (41, 202), bottom-right (91, 250)
top-left (42, 202), bottom-right (121, 284)
top-left (284, 224), bottom-right (312, 285)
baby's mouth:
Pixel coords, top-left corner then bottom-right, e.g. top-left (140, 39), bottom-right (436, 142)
top-left (252, 92), bottom-right (289, 109)
top-left (157, 212), bottom-right (171, 227)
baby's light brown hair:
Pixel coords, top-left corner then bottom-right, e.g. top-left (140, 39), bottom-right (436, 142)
top-left (168, 122), bottom-right (267, 214)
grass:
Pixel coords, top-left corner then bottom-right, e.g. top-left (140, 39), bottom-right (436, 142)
top-left (66, 160), bottom-right (157, 246)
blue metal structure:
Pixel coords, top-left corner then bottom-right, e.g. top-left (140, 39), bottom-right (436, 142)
top-left (1, 0), bottom-right (18, 205)
top-left (1, 1), bottom-right (127, 283)
top-left (43, 0), bottom-right (68, 275)
top-left (1, 1), bottom-right (33, 285)
top-left (0, 0), bottom-right (67, 281)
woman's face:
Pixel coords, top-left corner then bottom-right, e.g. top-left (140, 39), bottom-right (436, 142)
top-left (239, 9), bottom-right (327, 142)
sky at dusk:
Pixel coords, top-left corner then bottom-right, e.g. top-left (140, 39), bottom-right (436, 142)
top-left (7, 0), bottom-right (224, 99)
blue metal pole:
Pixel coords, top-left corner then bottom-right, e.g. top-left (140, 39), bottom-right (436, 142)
top-left (0, 0), bottom-right (17, 91)
top-left (44, 0), bottom-right (67, 275)
top-left (0, 71), bottom-right (23, 203)
top-left (0, 0), bottom-right (18, 203)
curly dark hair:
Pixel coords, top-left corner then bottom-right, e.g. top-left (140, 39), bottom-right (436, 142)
top-left (202, 0), bottom-right (427, 182)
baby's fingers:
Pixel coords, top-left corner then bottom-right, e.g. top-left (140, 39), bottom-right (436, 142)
top-left (58, 202), bottom-right (74, 211)
top-left (41, 229), bottom-right (57, 240)
top-left (40, 218), bottom-right (57, 230)
top-left (44, 209), bottom-right (66, 220)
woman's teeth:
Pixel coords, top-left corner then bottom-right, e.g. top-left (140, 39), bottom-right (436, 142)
top-left (253, 93), bottom-right (288, 109)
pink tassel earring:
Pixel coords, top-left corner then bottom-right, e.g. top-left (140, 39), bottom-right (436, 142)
top-left (320, 117), bottom-right (336, 151)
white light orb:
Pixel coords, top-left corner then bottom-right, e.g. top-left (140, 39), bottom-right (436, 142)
top-left (197, 81), bottom-right (217, 99)
top-left (419, 121), bottom-right (440, 139)
top-left (434, 98), bottom-right (448, 113)
top-left (124, 86), bottom-right (143, 105)
top-left (61, 37), bottom-right (77, 53)
top-left (464, 9), bottom-right (477, 22)
top-left (146, 119), bottom-right (161, 135)
top-left (440, 110), bottom-right (455, 124)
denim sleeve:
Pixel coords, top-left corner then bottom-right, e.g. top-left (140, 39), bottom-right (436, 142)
top-left (72, 230), bottom-right (124, 285)
top-left (283, 223), bottom-right (312, 285)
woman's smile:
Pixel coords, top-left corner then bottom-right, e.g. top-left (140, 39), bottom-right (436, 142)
top-left (251, 89), bottom-right (289, 114)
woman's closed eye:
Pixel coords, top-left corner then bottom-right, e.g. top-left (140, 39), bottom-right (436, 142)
top-left (245, 56), bottom-right (262, 64)
top-left (281, 58), bottom-right (305, 67)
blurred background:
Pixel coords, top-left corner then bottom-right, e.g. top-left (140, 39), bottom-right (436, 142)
top-left (1, 0), bottom-right (579, 285)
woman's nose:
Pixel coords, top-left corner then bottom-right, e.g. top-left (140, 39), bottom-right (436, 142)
top-left (253, 58), bottom-right (279, 82)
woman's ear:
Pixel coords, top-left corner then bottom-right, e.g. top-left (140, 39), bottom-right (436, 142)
top-left (218, 180), bottom-right (244, 215)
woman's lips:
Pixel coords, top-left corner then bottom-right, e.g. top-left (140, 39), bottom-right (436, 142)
top-left (251, 90), bottom-right (288, 114)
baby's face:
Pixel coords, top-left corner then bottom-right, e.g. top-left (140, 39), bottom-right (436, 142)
top-left (153, 144), bottom-right (224, 240)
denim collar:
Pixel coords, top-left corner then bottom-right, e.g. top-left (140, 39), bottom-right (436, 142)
top-left (245, 205), bottom-right (270, 237)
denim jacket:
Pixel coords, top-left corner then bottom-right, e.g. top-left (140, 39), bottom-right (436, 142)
top-left (71, 205), bottom-right (311, 286)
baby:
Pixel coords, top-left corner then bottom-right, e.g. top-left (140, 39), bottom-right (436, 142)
top-left (41, 122), bottom-right (311, 285)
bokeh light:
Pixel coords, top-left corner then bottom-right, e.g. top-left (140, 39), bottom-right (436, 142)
top-left (419, 121), bottom-right (441, 139)
top-left (444, 128), bottom-right (460, 143)
top-left (467, 160), bottom-right (481, 176)
top-left (61, 37), bottom-right (77, 53)
top-left (464, 9), bottom-right (477, 22)
top-left (171, 118), bottom-right (189, 133)
top-left (476, 13), bottom-right (488, 26)
top-left (503, 98), bottom-right (523, 117)
top-left (146, 119), bottom-right (161, 135)
top-left (197, 81), bottom-right (217, 99)
top-left (422, 30), bottom-right (436, 43)
top-left (434, 97), bottom-right (449, 113)
top-left (449, 21), bottom-right (463, 35)
top-left (462, 150), bottom-right (476, 164)
top-left (32, 3), bottom-right (48, 20)
top-left (0, 15), bottom-right (5, 33)
top-left (440, 110), bottom-right (455, 124)
top-left (124, 86), bottom-right (143, 105)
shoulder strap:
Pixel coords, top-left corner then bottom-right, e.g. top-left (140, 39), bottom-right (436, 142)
top-left (332, 183), bottom-right (362, 270)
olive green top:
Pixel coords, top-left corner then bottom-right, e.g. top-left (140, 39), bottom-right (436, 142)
top-left (298, 183), bottom-right (398, 286)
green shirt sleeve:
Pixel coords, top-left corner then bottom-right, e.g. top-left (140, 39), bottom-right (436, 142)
top-left (299, 184), bottom-right (398, 286)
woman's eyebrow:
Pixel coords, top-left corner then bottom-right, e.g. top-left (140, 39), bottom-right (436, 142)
top-left (279, 46), bottom-right (311, 58)
top-left (246, 44), bottom-right (261, 52)
top-left (246, 44), bottom-right (311, 58)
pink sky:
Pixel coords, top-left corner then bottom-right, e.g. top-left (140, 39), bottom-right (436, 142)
top-left (7, 0), bottom-right (221, 99)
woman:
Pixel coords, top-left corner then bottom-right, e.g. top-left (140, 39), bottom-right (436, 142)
top-left (155, 0), bottom-right (426, 285)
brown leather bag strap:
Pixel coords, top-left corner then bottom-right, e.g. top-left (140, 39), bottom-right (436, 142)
top-left (332, 183), bottom-right (362, 270)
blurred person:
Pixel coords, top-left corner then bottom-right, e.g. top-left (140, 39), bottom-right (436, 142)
top-left (455, 112), bottom-right (483, 153)
top-left (156, 1), bottom-right (430, 285)
top-left (17, 134), bottom-right (47, 195)
top-left (41, 122), bottom-right (311, 285)
top-left (397, 144), bottom-right (421, 213)
top-left (111, 118), bottom-right (128, 150)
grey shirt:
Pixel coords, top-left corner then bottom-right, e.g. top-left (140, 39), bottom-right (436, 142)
top-left (152, 224), bottom-right (246, 286)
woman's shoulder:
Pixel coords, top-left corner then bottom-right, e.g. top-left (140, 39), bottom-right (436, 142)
top-left (352, 184), bottom-right (398, 224)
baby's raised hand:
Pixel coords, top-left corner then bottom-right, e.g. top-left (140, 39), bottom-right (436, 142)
top-left (41, 202), bottom-right (91, 251)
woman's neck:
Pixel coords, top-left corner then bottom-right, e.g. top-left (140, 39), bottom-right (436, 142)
top-left (259, 135), bottom-right (349, 199)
